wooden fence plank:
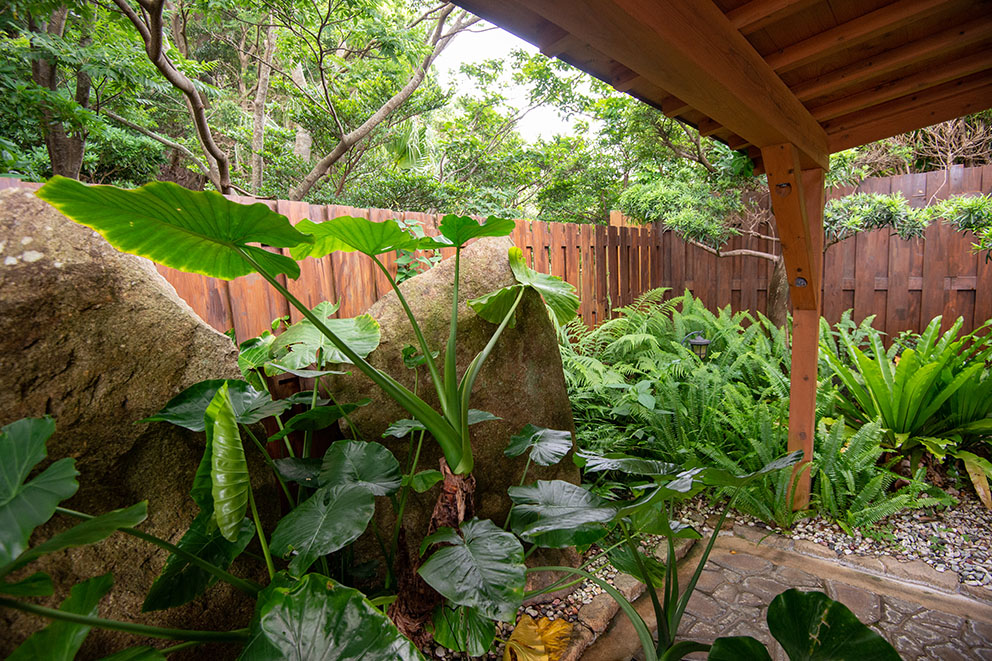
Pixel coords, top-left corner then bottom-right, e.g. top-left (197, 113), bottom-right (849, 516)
top-left (595, 225), bottom-right (608, 324)
top-left (565, 223), bottom-right (580, 291)
top-left (922, 171), bottom-right (954, 331)
top-left (607, 225), bottom-right (619, 316)
top-left (639, 227), bottom-right (651, 299)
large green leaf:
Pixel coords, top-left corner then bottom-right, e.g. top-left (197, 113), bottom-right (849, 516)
top-left (36, 176), bottom-right (308, 279)
top-left (708, 636), bottom-right (772, 660)
top-left (7, 573), bottom-right (113, 661)
top-left (273, 457), bottom-right (322, 487)
top-left (702, 450), bottom-right (803, 487)
top-left (143, 510), bottom-right (254, 612)
top-left (504, 424), bottom-right (573, 466)
top-left (384, 409), bottom-right (498, 438)
top-left (271, 303), bottom-right (381, 368)
top-left (574, 450), bottom-right (680, 477)
top-left (140, 379), bottom-right (290, 432)
top-left (206, 383), bottom-right (250, 542)
top-left (318, 440), bottom-right (401, 496)
top-left (291, 216), bottom-right (421, 259)
top-left (508, 246), bottom-right (579, 325)
top-left (607, 545), bottom-right (668, 586)
top-left (267, 400), bottom-right (370, 442)
top-left (432, 214), bottom-right (516, 247)
top-left (768, 589), bottom-right (900, 660)
top-left (468, 246), bottom-right (579, 327)
top-left (418, 518), bottom-right (525, 622)
top-left (240, 573), bottom-right (424, 660)
top-left (431, 604), bottom-right (495, 657)
top-left (507, 480), bottom-right (615, 548)
top-left (0, 572), bottom-right (53, 596)
top-left (0, 417), bottom-right (79, 568)
top-left (8, 503), bottom-right (147, 576)
top-left (269, 484), bottom-right (374, 576)
top-left (403, 469), bottom-right (444, 493)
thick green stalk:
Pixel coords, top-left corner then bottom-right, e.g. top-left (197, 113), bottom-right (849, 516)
top-left (528, 566), bottom-right (657, 661)
top-left (673, 497), bottom-right (735, 626)
top-left (390, 431), bottom-right (425, 577)
top-left (444, 248), bottom-right (461, 421)
top-left (371, 255), bottom-right (448, 412)
top-left (237, 248), bottom-right (464, 471)
top-left (54, 507), bottom-right (260, 595)
top-left (248, 487), bottom-right (276, 580)
top-left (453, 287), bottom-right (526, 473)
top-left (242, 425), bottom-right (295, 507)
top-left (522, 535), bottom-right (637, 599)
top-left (0, 598), bottom-right (250, 642)
top-left (621, 519), bottom-right (667, 650)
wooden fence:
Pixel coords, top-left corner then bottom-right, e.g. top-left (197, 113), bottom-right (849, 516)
top-left (3, 164), bottom-right (991, 341)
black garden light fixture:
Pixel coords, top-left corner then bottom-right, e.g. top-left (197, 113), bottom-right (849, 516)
top-left (682, 331), bottom-right (711, 360)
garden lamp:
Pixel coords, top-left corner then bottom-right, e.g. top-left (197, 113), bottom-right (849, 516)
top-left (682, 331), bottom-right (711, 359)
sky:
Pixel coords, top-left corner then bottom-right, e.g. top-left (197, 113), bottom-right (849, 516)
top-left (433, 24), bottom-right (577, 142)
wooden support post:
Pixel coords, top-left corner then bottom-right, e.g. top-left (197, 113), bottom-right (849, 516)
top-left (761, 144), bottom-right (825, 509)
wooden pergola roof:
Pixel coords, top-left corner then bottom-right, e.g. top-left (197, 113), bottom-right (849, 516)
top-left (452, 0), bottom-right (992, 173)
top-left (452, 0), bottom-right (992, 507)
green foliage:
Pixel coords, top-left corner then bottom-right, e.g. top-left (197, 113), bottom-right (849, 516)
top-left (823, 192), bottom-right (928, 246)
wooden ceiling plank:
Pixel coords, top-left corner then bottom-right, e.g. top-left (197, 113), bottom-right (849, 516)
top-left (698, 118), bottom-right (723, 137)
top-left (726, 0), bottom-right (820, 33)
top-left (792, 14), bottom-right (992, 102)
top-left (513, 0), bottom-right (827, 168)
top-left (660, 95), bottom-right (691, 117)
top-left (611, 66), bottom-right (642, 91)
top-left (727, 134), bottom-right (752, 150)
top-left (826, 74), bottom-right (992, 152)
top-left (765, 0), bottom-right (951, 73)
top-left (811, 50), bottom-right (992, 121)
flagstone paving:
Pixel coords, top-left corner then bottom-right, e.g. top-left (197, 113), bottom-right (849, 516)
top-left (579, 525), bottom-right (992, 660)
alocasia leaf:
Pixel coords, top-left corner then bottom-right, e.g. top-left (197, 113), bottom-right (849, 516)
top-left (269, 485), bottom-right (374, 576)
top-left (239, 573), bottom-right (424, 660)
top-left (507, 481), bottom-right (615, 548)
top-left (767, 589), bottom-right (900, 660)
top-left (270, 302), bottom-right (380, 368)
top-left (267, 400), bottom-right (370, 442)
top-left (431, 604), bottom-right (495, 657)
top-left (139, 379), bottom-right (289, 432)
top-left (0, 417), bottom-right (78, 569)
top-left (433, 214), bottom-right (516, 247)
top-left (504, 425), bottom-right (573, 466)
top-left (708, 636), bottom-right (772, 661)
top-left (206, 383), bottom-right (250, 542)
top-left (418, 518), bottom-right (525, 622)
top-left (7, 573), bottom-right (114, 661)
top-left (291, 216), bottom-right (421, 259)
top-left (469, 247), bottom-right (578, 327)
top-left (0, 572), bottom-right (53, 597)
top-left (318, 440), bottom-right (401, 496)
top-left (36, 177), bottom-right (309, 279)
top-left (403, 469), bottom-right (444, 493)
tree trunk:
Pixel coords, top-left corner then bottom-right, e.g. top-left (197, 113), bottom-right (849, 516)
top-left (30, 7), bottom-right (91, 179)
top-left (766, 255), bottom-right (791, 328)
top-left (250, 23), bottom-right (277, 194)
top-left (291, 63), bottom-right (313, 162)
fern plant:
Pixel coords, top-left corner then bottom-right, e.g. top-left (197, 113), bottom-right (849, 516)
top-left (812, 418), bottom-right (953, 534)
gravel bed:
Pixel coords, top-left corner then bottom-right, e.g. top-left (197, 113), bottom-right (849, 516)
top-left (673, 491), bottom-right (992, 590)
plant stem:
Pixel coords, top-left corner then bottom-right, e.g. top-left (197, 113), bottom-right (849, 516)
top-left (243, 425), bottom-right (295, 507)
top-left (303, 355), bottom-right (322, 458)
top-left (248, 487), bottom-right (276, 580)
top-left (444, 248), bottom-right (461, 420)
top-left (54, 507), bottom-right (260, 595)
top-left (162, 641), bottom-right (203, 655)
top-left (527, 566), bottom-right (657, 661)
top-left (371, 254), bottom-right (447, 411)
top-left (389, 431), bottom-right (425, 582)
top-left (238, 248), bottom-right (463, 471)
top-left (522, 535), bottom-right (640, 599)
top-left (621, 519), bottom-right (668, 650)
top-left (502, 455), bottom-right (532, 529)
top-left (0, 598), bottom-right (250, 642)
top-left (321, 380), bottom-right (360, 442)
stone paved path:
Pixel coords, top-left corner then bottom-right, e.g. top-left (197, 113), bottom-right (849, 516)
top-left (581, 525), bottom-right (992, 660)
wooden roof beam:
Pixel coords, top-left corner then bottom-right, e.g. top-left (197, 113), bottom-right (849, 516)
top-left (766, 0), bottom-right (951, 74)
top-left (510, 0), bottom-right (828, 168)
top-left (660, 95), bottom-right (691, 117)
top-left (826, 71), bottom-right (992, 153)
top-left (811, 50), bottom-right (992, 121)
top-left (725, 0), bottom-right (819, 34)
top-left (791, 15), bottom-right (992, 102)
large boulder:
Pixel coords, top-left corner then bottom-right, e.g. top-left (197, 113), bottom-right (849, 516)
top-left (0, 188), bottom-right (269, 659)
top-left (333, 236), bottom-right (581, 582)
